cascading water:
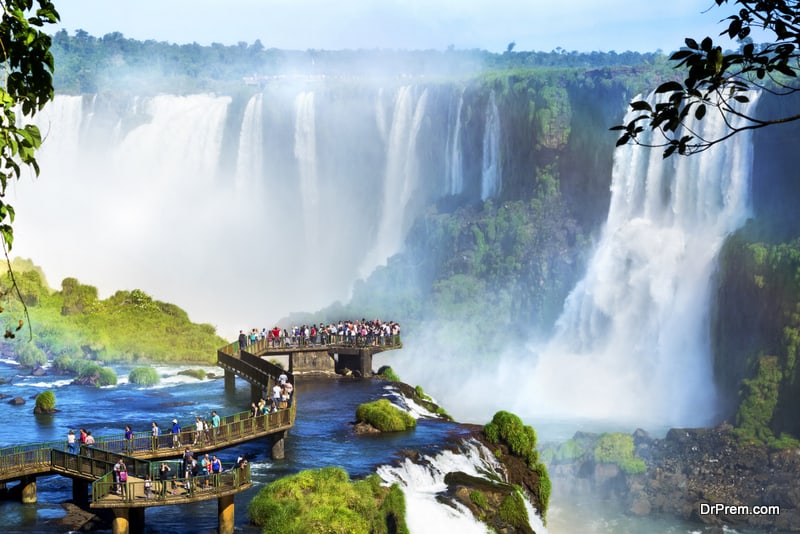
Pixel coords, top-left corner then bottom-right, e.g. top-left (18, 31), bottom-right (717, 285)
top-left (235, 92), bottom-right (264, 192)
top-left (293, 91), bottom-right (320, 249)
top-left (445, 90), bottom-right (464, 196)
top-left (358, 86), bottom-right (429, 277)
top-left (515, 92), bottom-right (760, 428)
top-left (480, 90), bottom-right (501, 200)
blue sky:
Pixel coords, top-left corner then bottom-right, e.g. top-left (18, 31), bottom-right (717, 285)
top-left (52, 0), bottom-right (740, 53)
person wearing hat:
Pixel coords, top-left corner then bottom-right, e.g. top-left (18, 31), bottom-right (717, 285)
top-left (171, 418), bottom-right (181, 448)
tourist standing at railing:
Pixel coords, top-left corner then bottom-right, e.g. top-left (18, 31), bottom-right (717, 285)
top-left (193, 416), bottom-right (204, 446)
top-left (144, 474), bottom-right (152, 500)
top-left (211, 410), bottom-right (221, 440)
top-left (238, 330), bottom-right (247, 351)
top-left (171, 418), bottom-right (182, 448)
top-left (271, 382), bottom-right (282, 411)
top-left (151, 421), bottom-right (160, 450)
top-left (67, 429), bottom-right (77, 454)
top-left (84, 431), bottom-right (95, 458)
top-left (211, 455), bottom-right (222, 487)
top-left (124, 425), bottom-right (134, 454)
top-left (113, 459), bottom-right (122, 495)
top-left (159, 462), bottom-right (172, 498)
top-left (79, 428), bottom-right (87, 446)
top-left (119, 459), bottom-right (129, 499)
top-left (283, 380), bottom-right (294, 407)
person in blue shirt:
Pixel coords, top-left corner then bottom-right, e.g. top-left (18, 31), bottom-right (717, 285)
top-left (171, 418), bottom-right (182, 448)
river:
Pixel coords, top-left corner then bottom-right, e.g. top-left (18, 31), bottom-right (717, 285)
top-left (0, 359), bottom-right (781, 533)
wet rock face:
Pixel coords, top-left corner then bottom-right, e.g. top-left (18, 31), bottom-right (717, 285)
top-left (549, 425), bottom-right (800, 532)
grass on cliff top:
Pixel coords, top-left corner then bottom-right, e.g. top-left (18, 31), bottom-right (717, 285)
top-left (593, 432), bottom-right (646, 474)
top-left (356, 399), bottom-right (417, 432)
top-left (248, 466), bottom-right (408, 534)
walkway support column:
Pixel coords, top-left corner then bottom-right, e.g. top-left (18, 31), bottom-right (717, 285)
top-left (111, 508), bottom-right (130, 534)
top-left (224, 369), bottom-right (235, 393)
top-left (219, 494), bottom-right (235, 534)
top-left (270, 430), bottom-right (286, 460)
top-left (72, 479), bottom-right (89, 507)
top-left (20, 476), bottom-right (36, 504)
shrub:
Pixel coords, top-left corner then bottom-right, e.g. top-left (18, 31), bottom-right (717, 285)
top-left (129, 366), bottom-right (160, 386)
top-left (248, 467), bottom-right (408, 534)
top-left (376, 365), bottom-right (401, 382)
top-left (97, 367), bottom-right (117, 387)
top-left (355, 399), bottom-right (417, 432)
top-left (16, 342), bottom-right (47, 368)
top-left (593, 432), bottom-right (646, 474)
top-left (177, 368), bottom-right (206, 380)
top-left (498, 489), bottom-right (530, 530)
top-left (35, 390), bottom-right (56, 411)
top-left (484, 411), bottom-right (539, 467)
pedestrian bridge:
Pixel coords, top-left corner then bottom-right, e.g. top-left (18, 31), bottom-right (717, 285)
top-left (0, 337), bottom-right (297, 534)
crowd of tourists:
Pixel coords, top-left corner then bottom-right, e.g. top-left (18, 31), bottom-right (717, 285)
top-left (238, 318), bottom-right (401, 350)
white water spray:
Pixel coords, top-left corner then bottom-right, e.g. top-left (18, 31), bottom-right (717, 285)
top-left (235, 93), bottom-right (265, 192)
top-left (445, 90), bottom-right (464, 195)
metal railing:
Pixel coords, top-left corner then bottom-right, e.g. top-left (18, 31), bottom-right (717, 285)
top-left (224, 333), bottom-right (402, 355)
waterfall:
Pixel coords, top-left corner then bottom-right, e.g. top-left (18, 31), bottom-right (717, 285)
top-left (377, 439), bottom-right (547, 534)
top-left (293, 91), bottom-right (320, 248)
top-left (445, 90), bottom-right (464, 195)
top-left (519, 92), bottom-right (760, 427)
top-left (235, 93), bottom-right (264, 191)
top-left (359, 86), bottom-right (429, 277)
top-left (480, 91), bottom-right (501, 200)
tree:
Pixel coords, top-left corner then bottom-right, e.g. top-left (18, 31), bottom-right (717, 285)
top-left (0, 1), bottom-right (60, 336)
top-left (612, 0), bottom-right (800, 157)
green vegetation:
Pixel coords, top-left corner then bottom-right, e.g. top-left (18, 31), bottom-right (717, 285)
top-left (34, 389), bottom-right (55, 411)
top-left (177, 369), bottom-right (206, 380)
top-left (128, 366), bottom-right (160, 386)
top-left (715, 232), bottom-right (800, 444)
top-left (248, 466), bottom-right (408, 534)
top-left (498, 488), bottom-right (530, 530)
top-left (469, 489), bottom-right (488, 511)
top-left (16, 342), bottom-right (47, 367)
top-left (355, 399), bottom-right (417, 432)
top-left (483, 411), bottom-right (550, 518)
top-left (0, 260), bottom-right (226, 367)
top-left (376, 365), bottom-right (401, 382)
top-left (593, 433), bottom-right (646, 475)
top-left (616, 1), bottom-right (800, 156)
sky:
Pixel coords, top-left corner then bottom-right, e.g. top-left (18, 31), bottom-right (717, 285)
top-left (52, 0), bottom-right (739, 54)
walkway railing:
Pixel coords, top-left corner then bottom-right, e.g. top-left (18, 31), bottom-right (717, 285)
top-left (220, 333), bottom-right (402, 356)
top-left (0, 403), bottom-right (295, 482)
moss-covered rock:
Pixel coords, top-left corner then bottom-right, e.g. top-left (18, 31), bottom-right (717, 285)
top-left (128, 366), bottom-right (160, 386)
top-left (355, 399), bottom-right (416, 432)
top-left (248, 466), bottom-right (408, 534)
top-left (177, 368), bottom-right (206, 380)
top-left (33, 389), bottom-right (56, 414)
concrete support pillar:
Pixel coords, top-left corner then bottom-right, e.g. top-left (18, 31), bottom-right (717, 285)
top-left (218, 494), bottom-right (235, 534)
top-left (129, 508), bottom-right (145, 534)
top-left (270, 430), bottom-right (285, 460)
top-left (359, 349), bottom-right (372, 377)
top-left (224, 369), bottom-right (235, 392)
top-left (20, 476), bottom-right (36, 504)
top-left (288, 352), bottom-right (294, 374)
top-left (111, 508), bottom-right (130, 534)
top-left (72, 479), bottom-right (89, 507)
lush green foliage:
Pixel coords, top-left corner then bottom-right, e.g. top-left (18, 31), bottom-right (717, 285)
top-left (177, 368), bottom-right (206, 380)
top-left (615, 0), bottom-right (800, 156)
top-left (355, 399), bottom-right (417, 432)
top-left (716, 231), bottom-right (800, 442)
top-left (484, 411), bottom-right (551, 517)
top-left (375, 365), bottom-right (401, 382)
top-left (0, 260), bottom-right (226, 365)
top-left (248, 467), bottom-right (408, 534)
top-left (16, 341), bottom-right (47, 367)
top-left (484, 411), bottom-right (540, 467)
top-left (128, 366), bottom-right (160, 386)
top-left (498, 488), bottom-right (530, 530)
top-left (34, 389), bottom-right (55, 410)
top-left (593, 433), bottom-right (646, 475)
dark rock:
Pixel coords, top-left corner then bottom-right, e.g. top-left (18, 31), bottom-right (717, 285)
top-left (352, 421), bottom-right (380, 434)
top-left (31, 366), bottom-right (46, 377)
top-left (8, 396), bottom-right (25, 405)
